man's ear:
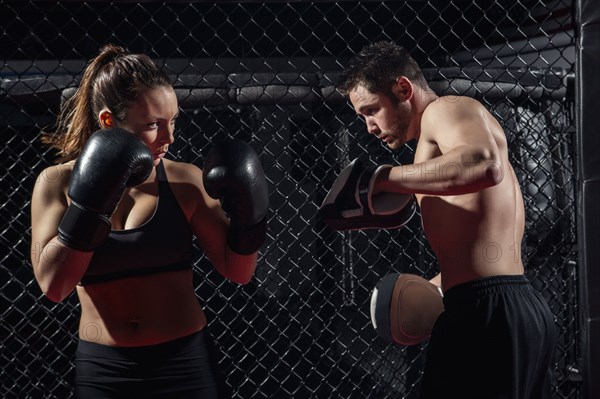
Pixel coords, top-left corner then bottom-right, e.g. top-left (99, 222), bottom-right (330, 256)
top-left (392, 76), bottom-right (414, 102)
top-left (98, 110), bottom-right (114, 128)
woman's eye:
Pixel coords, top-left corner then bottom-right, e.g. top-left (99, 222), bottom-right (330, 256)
top-left (148, 122), bottom-right (159, 129)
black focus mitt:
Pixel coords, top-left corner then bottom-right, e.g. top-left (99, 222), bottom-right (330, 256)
top-left (319, 158), bottom-right (416, 231)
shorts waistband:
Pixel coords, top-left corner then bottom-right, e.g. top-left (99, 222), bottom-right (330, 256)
top-left (76, 330), bottom-right (205, 361)
top-left (443, 275), bottom-right (530, 307)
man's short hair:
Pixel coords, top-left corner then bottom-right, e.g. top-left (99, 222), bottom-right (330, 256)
top-left (338, 41), bottom-right (428, 97)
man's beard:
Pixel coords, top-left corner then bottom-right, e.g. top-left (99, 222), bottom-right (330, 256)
top-left (384, 104), bottom-right (411, 149)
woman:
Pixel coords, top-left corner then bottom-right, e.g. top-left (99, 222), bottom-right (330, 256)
top-left (30, 44), bottom-right (269, 398)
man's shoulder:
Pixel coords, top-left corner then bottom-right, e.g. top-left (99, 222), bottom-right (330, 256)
top-left (422, 95), bottom-right (486, 123)
top-left (426, 95), bottom-right (482, 111)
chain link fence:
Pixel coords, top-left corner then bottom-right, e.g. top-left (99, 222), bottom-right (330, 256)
top-left (1, 1), bottom-right (579, 398)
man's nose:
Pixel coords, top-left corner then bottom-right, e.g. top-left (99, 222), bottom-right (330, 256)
top-left (366, 118), bottom-right (379, 135)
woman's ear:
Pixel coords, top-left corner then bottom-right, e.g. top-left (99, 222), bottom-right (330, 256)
top-left (392, 76), bottom-right (414, 102)
top-left (98, 110), bottom-right (114, 128)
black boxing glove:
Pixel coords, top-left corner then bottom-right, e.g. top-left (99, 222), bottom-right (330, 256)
top-left (319, 157), bottom-right (416, 231)
top-left (58, 128), bottom-right (153, 251)
top-left (203, 139), bottom-right (269, 255)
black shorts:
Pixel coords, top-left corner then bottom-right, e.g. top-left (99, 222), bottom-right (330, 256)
top-left (420, 275), bottom-right (557, 399)
top-left (75, 330), bottom-right (230, 399)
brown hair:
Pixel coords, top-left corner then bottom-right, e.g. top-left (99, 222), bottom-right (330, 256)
top-left (42, 44), bottom-right (172, 163)
top-left (337, 41), bottom-right (428, 98)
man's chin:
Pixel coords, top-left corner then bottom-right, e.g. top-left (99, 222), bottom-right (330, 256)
top-left (385, 139), bottom-right (403, 150)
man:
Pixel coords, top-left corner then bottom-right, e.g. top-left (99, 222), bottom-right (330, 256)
top-left (332, 41), bottom-right (557, 399)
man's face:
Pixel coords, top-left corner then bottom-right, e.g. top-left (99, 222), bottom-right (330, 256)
top-left (349, 84), bottom-right (411, 150)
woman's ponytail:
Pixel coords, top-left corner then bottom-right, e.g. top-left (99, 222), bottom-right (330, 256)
top-left (42, 44), bottom-right (126, 163)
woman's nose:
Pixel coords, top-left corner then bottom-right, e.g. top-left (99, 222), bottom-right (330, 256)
top-left (160, 125), bottom-right (175, 144)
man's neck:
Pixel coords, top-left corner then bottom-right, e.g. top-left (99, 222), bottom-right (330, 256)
top-left (409, 86), bottom-right (438, 141)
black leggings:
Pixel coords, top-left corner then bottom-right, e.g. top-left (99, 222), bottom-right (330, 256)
top-left (420, 275), bottom-right (557, 399)
top-left (75, 330), bottom-right (230, 399)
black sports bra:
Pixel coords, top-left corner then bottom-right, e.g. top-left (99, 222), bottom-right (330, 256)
top-left (80, 160), bottom-right (193, 285)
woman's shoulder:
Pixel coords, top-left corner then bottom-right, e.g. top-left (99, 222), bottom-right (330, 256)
top-left (32, 162), bottom-right (74, 203)
top-left (162, 158), bottom-right (203, 184)
top-left (34, 162), bottom-right (74, 189)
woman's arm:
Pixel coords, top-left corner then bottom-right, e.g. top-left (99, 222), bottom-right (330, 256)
top-left (30, 165), bottom-right (93, 302)
top-left (178, 163), bottom-right (258, 285)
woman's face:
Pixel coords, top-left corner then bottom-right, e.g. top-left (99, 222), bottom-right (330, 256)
top-left (117, 85), bottom-right (179, 166)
